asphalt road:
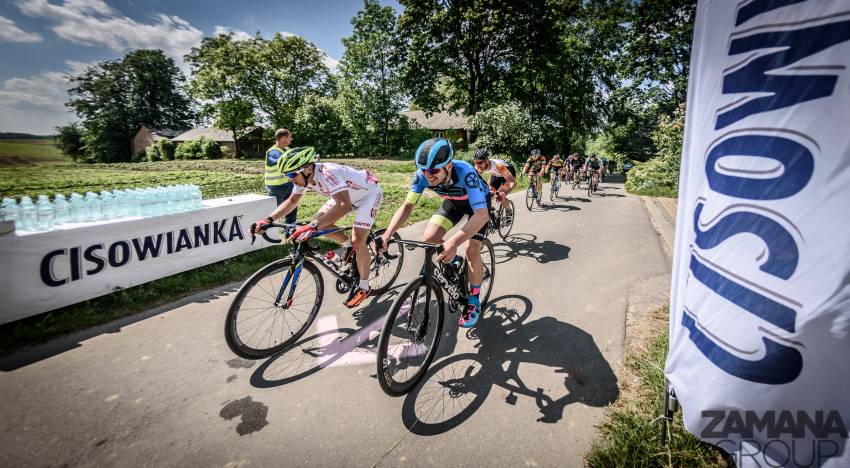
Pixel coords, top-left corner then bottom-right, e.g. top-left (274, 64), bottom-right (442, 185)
top-left (0, 175), bottom-right (670, 467)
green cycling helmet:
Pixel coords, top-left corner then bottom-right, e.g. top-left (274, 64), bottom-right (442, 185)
top-left (277, 146), bottom-right (318, 173)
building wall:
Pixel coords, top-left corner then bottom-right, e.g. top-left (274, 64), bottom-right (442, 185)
top-left (131, 128), bottom-right (155, 160)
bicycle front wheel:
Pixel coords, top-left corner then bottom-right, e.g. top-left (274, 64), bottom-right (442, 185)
top-left (476, 238), bottom-right (496, 308)
top-left (377, 276), bottom-right (444, 396)
top-left (225, 257), bottom-right (324, 359)
top-left (525, 184), bottom-right (534, 210)
top-left (497, 200), bottom-right (514, 239)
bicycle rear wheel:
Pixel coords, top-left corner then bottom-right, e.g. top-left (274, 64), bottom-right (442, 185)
top-left (368, 229), bottom-right (404, 294)
top-left (377, 276), bottom-right (444, 396)
top-left (497, 200), bottom-right (514, 239)
top-left (225, 257), bottom-right (324, 359)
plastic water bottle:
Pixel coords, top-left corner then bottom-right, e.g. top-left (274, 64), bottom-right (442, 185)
top-left (69, 193), bottom-right (87, 223)
top-left (85, 191), bottom-right (102, 221)
top-left (1, 197), bottom-right (19, 224)
top-left (36, 195), bottom-right (54, 231)
top-left (100, 190), bottom-right (115, 219)
top-left (141, 189), bottom-right (154, 218)
top-left (18, 196), bottom-right (36, 231)
top-left (190, 185), bottom-right (203, 210)
top-left (53, 194), bottom-right (70, 225)
top-left (129, 189), bottom-right (142, 217)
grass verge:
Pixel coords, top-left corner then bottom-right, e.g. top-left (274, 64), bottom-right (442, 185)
top-left (585, 308), bottom-right (729, 467)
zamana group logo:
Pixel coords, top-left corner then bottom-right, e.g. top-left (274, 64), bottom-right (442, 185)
top-left (702, 410), bottom-right (849, 467)
top-left (39, 216), bottom-right (245, 287)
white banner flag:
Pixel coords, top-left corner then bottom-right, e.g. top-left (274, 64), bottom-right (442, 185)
top-left (665, 1), bottom-right (850, 467)
top-left (0, 194), bottom-right (276, 324)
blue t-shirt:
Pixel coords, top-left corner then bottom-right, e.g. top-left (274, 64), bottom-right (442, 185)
top-left (408, 160), bottom-right (489, 210)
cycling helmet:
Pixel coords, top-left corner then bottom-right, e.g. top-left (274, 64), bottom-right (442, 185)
top-left (531, 149), bottom-right (541, 157)
top-left (278, 146), bottom-right (318, 173)
top-left (473, 148), bottom-right (490, 161)
top-left (415, 138), bottom-right (453, 170)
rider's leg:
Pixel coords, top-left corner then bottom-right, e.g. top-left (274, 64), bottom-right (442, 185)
top-left (315, 199), bottom-right (350, 245)
top-left (343, 191), bottom-right (383, 308)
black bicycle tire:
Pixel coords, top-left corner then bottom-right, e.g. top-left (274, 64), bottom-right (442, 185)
top-left (376, 276), bottom-right (444, 396)
top-left (478, 238), bottom-right (496, 308)
top-left (225, 258), bottom-right (324, 359)
top-left (525, 184), bottom-right (534, 210)
top-left (497, 200), bottom-right (514, 239)
top-left (369, 229), bottom-right (404, 295)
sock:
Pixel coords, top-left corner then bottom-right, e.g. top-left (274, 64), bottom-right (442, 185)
top-left (468, 284), bottom-right (481, 306)
top-left (358, 280), bottom-right (369, 290)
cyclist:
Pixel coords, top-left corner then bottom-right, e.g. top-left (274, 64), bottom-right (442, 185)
top-left (585, 153), bottom-right (602, 189)
top-left (523, 149), bottom-right (547, 197)
top-left (548, 154), bottom-right (566, 183)
top-left (377, 138), bottom-right (490, 328)
top-left (250, 146), bottom-right (383, 308)
top-left (472, 148), bottom-right (516, 211)
top-left (567, 153), bottom-right (583, 186)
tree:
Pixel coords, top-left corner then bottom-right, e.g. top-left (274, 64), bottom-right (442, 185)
top-left (397, 0), bottom-right (523, 116)
top-left (470, 102), bottom-right (544, 162)
top-left (186, 35), bottom-right (256, 153)
top-left (338, 0), bottom-right (407, 157)
top-left (54, 123), bottom-right (85, 161)
top-left (67, 50), bottom-right (195, 162)
top-left (292, 95), bottom-right (352, 156)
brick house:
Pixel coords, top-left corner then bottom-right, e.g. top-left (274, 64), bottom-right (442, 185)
top-left (131, 126), bottom-right (185, 159)
top-left (401, 110), bottom-right (470, 146)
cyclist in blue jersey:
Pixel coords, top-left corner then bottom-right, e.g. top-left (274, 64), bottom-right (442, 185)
top-left (377, 138), bottom-right (491, 328)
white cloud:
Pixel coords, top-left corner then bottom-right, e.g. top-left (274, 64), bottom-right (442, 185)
top-left (16, 0), bottom-right (203, 62)
top-left (322, 54), bottom-right (339, 70)
top-left (0, 15), bottom-right (43, 42)
top-left (0, 60), bottom-right (98, 133)
top-left (213, 25), bottom-right (253, 42)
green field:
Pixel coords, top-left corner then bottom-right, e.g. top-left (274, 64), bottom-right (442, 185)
top-left (0, 139), bottom-right (68, 165)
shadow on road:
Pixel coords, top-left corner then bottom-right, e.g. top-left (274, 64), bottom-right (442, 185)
top-left (0, 283), bottom-right (240, 371)
top-left (492, 233), bottom-right (570, 264)
top-left (400, 295), bottom-right (618, 435)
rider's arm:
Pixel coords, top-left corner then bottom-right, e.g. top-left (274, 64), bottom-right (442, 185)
top-left (382, 173), bottom-right (426, 240)
top-left (313, 190), bottom-right (353, 228)
top-left (268, 191), bottom-right (304, 221)
top-left (496, 163), bottom-right (516, 194)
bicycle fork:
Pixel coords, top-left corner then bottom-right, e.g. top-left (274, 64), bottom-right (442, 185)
top-left (274, 256), bottom-right (305, 309)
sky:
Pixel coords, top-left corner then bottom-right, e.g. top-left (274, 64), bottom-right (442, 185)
top-left (0, 0), bottom-right (402, 134)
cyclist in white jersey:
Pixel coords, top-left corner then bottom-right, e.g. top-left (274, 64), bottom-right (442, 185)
top-left (251, 147), bottom-right (383, 308)
top-left (472, 148), bottom-right (516, 210)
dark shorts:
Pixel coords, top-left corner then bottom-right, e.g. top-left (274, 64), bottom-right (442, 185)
top-left (430, 196), bottom-right (492, 241)
top-left (489, 163), bottom-right (517, 190)
top-left (266, 182), bottom-right (297, 224)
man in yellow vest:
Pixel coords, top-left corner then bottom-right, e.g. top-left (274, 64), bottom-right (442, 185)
top-left (265, 128), bottom-right (297, 224)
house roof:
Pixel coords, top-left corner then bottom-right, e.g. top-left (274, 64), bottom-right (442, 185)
top-left (137, 125), bottom-right (185, 139)
top-left (402, 110), bottom-right (470, 130)
top-left (171, 127), bottom-right (262, 142)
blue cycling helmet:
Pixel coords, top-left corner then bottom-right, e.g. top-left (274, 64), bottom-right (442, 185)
top-left (415, 138), bottom-right (453, 170)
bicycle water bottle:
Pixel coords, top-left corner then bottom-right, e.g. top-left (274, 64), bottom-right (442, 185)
top-left (1, 197), bottom-right (19, 224)
top-left (100, 190), bottom-right (115, 219)
top-left (36, 195), bottom-right (54, 231)
top-left (85, 191), bottom-right (102, 221)
top-left (190, 184), bottom-right (203, 210)
top-left (18, 196), bottom-right (36, 231)
top-left (69, 193), bottom-right (86, 222)
top-left (53, 194), bottom-right (70, 225)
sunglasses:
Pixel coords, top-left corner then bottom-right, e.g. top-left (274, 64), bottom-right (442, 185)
top-left (422, 168), bottom-right (443, 175)
top-left (286, 168), bottom-right (305, 179)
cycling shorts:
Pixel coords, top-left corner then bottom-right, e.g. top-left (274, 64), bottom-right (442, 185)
top-left (429, 195), bottom-right (492, 241)
top-left (489, 162), bottom-right (517, 191)
top-left (318, 187), bottom-right (383, 229)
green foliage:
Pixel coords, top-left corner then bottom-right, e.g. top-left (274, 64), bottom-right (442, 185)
top-left (68, 50), bottom-right (195, 163)
top-left (625, 103), bottom-right (685, 197)
top-left (470, 102), bottom-right (544, 162)
top-left (54, 124), bottom-right (85, 161)
top-left (337, 0), bottom-right (408, 158)
top-left (173, 137), bottom-right (223, 160)
top-left (292, 95), bottom-right (351, 155)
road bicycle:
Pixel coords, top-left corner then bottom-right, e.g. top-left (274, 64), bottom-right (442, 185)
top-left (549, 169), bottom-right (561, 201)
top-left (485, 194), bottom-right (515, 240)
top-left (225, 223), bottom-right (404, 359)
top-left (587, 169), bottom-right (600, 197)
top-left (525, 173), bottom-right (543, 210)
top-left (570, 168), bottom-right (583, 190)
top-left (376, 238), bottom-right (496, 396)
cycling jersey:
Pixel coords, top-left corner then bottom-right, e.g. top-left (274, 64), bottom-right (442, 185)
top-left (482, 159), bottom-right (515, 179)
top-left (526, 156), bottom-right (547, 174)
top-left (549, 158), bottom-right (565, 170)
top-left (407, 160), bottom-right (489, 210)
top-left (584, 158), bottom-right (601, 170)
top-left (293, 162), bottom-right (383, 228)
top-left (407, 160), bottom-right (491, 240)
top-left (569, 157), bottom-right (582, 169)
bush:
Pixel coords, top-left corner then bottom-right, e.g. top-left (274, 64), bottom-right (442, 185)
top-left (174, 137), bottom-right (223, 160)
top-left (470, 102), bottom-right (544, 163)
top-left (157, 139), bottom-right (176, 161)
top-left (145, 144), bottom-right (161, 162)
top-left (624, 103), bottom-right (684, 198)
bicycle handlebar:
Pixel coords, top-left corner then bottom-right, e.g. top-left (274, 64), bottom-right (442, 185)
top-left (391, 239), bottom-right (445, 254)
top-left (252, 222), bottom-right (349, 245)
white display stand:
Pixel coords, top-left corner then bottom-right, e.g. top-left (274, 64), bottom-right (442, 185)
top-left (0, 194), bottom-right (277, 324)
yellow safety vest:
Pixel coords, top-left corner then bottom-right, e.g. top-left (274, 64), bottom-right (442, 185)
top-left (264, 145), bottom-right (289, 186)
